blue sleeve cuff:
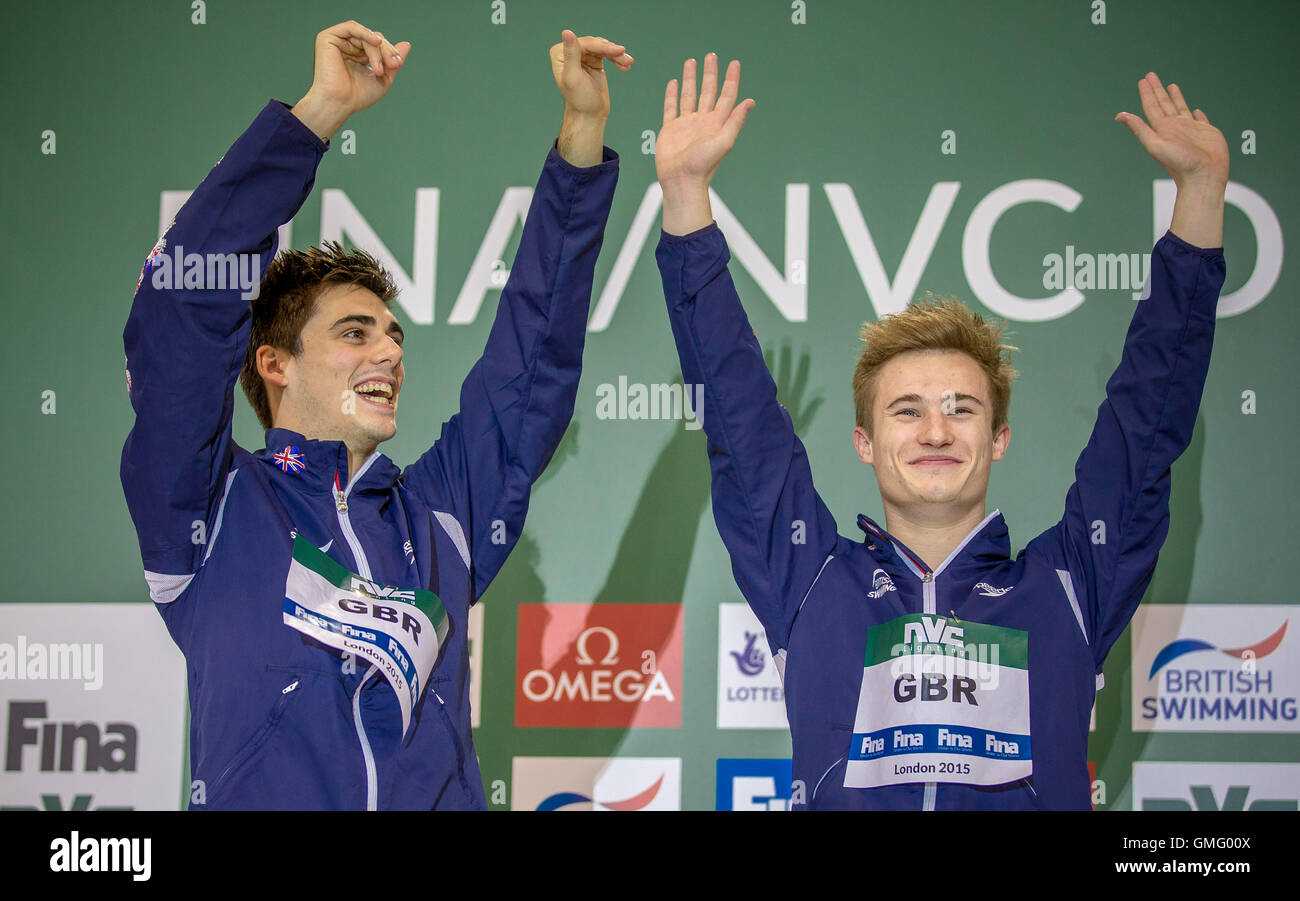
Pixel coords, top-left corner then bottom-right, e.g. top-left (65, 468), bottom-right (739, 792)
top-left (659, 222), bottom-right (722, 245)
top-left (545, 142), bottom-right (620, 180)
top-left (268, 99), bottom-right (330, 154)
top-left (1160, 228), bottom-right (1223, 258)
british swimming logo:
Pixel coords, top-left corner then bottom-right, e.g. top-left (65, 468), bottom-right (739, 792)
top-left (1133, 607), bottom-right (1297, 733)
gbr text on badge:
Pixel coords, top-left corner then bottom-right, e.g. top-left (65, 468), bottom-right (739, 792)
top-left (515, 603), bottom-right (683, 727)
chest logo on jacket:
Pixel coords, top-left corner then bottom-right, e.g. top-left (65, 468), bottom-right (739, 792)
top-left (867, 569), bottom-right (897, 600)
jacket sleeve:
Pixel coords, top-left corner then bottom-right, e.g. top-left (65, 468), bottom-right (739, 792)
top-left (1028, 230), bottom-right (1225, 668)
top-left (657, 223), bottom-right (840, 650)
top-left (121, 101), bottom-right (327, 602)
top-left (401, 145), bottom-right (619, 602)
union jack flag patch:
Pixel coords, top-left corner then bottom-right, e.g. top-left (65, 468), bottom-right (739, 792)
top-left (273, 445), bottom-right (306, 474)
top-left (135, 218), bottom-right (175, 294)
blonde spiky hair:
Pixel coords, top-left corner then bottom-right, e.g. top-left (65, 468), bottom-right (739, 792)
top-left (852, 294), bottom-right (1018, 439)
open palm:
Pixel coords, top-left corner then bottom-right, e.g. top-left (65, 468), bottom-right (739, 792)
top-left (656, 54), bottom-right (755, 189)
top-left (1116, 73), bottom-right (1229, 187)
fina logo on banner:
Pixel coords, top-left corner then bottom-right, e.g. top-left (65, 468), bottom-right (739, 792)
top-left (514, 604), bottom-right (683, 728)
top-left (0, 604), bottom-right (186, 810)
top-left (510, 757), bottom-right (682, 811)
top-left (1131, 605), bottom-right (1296, 732)
top-left (716, 758), bottom-right (793, 811)
top-left (717, 603), bottom-right (788, 729)
top-left (1131, 762), bottom-right (1300, 811)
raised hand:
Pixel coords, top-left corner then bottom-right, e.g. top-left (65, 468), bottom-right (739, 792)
top-left (550, 30), bottom-right (633, 167)
top-left (292, 21), bottom-right (412, 142)
top-left (657, 53), bottom-right (755, 235)
top-left (1115, 73), bottom-right (1229, 188)
top-left (1115, 73), bottom-right (1228, 248)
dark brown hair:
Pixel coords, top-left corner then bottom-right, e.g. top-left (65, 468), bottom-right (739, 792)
top-left (239, 241), bottom-right (398, 430)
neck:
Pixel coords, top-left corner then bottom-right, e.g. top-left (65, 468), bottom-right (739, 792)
top-left (345, 444), bottom-right (377, 486)
top-left (880, 501), bottom-right (988, 572)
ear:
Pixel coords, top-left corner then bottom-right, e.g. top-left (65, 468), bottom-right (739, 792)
top-left (255, 345), bottom-right (291, 389)
top-left (852, 425), bottom-right (874, 465)
top-left (991, 423), bottom-right (1011, 461)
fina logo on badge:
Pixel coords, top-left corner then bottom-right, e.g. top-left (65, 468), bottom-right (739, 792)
top-left (717, 604), bottom-right (788, 729)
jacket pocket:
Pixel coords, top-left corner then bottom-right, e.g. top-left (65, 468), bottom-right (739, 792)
top-left (208, 673), bottom-right (304, 802)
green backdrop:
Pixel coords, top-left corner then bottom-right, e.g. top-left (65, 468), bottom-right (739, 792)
top-left (2, 0), bottom-right (1295, 810)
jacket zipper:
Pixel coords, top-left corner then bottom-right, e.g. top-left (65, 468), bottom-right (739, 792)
top-left (920, 570), bottom-right (937, 811)
top-left (334, 455), bottom-right (381, 811)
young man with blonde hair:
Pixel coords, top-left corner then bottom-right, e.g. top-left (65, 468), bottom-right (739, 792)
top-left (654, 56), bottom-right (1227, 809)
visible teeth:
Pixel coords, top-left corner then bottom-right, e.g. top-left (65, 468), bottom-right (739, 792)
top-left (354, 382), bottom-right (393, 397)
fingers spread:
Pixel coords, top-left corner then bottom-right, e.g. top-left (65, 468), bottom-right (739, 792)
top-left (699, 53), bottom-right (719, 112)
top-left (680, 58), bottom-right (698, 115)
top-left (1145, 72), bottom-right (1177, 118)
top-left (723, 97), bottom-right (756, 142)
top-left (716, 59), bottom-right (741, 115)
top-left (1136, 78), bottom-right (1161, 125)
top-left (663, 78), bottom-right (679, 125)
top-left (1115, 111), bottom-right (1157, 150)
top-left (1166, 82), bottom-right (1193, 118)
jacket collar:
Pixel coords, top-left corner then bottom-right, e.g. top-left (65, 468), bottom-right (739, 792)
top-left (856, 510), bottom-right (1010, 577)
top-left (261, 428), bottom-right (400, 497)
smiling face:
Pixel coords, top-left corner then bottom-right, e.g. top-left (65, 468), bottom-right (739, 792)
top-left (853, 349), bottom-right (1010, 519)
top-left (259, 283), bottom-right (405, 456)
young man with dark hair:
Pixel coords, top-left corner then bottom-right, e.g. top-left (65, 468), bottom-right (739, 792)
top-left (121, 22), bottom-right (630, 809)
top-left (653, 57), bottom-right (1227, 808)
top-left (238, 242), bottom-right (399, 432)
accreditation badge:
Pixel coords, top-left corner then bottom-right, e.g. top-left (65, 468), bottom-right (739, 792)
top-left (281, 536), bottom-right (450, 737)
top-left (843, 613), bottom-right (1031, 788)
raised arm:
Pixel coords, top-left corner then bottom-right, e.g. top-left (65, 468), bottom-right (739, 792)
top-left (1034, 73), bottom-right (1228, 665)
top-left (655, 55), bottom-right (838, 650)
top-left (402, 31), bottom-right (628, 600)
top-left (121, 21), bottom-right (410, 600)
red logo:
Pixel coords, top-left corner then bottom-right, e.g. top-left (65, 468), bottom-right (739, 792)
top-left (515, 604), bottom-right (683, 727)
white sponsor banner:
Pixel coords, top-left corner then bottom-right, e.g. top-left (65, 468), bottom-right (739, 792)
top-left (717, 603), bottom-right (788, 729)
top-left (0, 603), bottom-right (186, 810)
top-left (1131, 762), bottom-right (1300, 811)
top-left (468, 604), bottom-right (483, 729)
top-left (510, 756), bottom-right (682, 811)
top-left (1132, 605), bottom-right (1298, 733)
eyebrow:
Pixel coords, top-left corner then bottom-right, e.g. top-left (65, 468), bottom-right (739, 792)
top-left (329, 314), bottom-right (405, 344)
top-left (886, 393), bottom-right (984, 408)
